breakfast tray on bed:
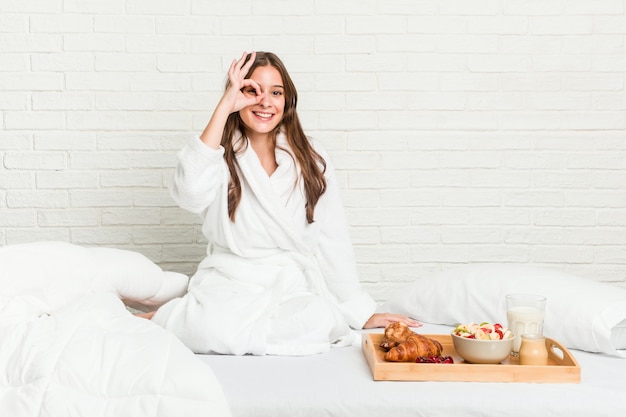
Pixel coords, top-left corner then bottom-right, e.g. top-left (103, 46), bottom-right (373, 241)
top-left (362, 333), bottom-right (580, 383)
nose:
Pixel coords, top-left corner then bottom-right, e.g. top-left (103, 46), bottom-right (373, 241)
top-left (259, 90), bottom-right (271, 107)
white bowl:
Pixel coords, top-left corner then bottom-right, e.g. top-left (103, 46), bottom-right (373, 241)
top-left (451, 333), bottom-right (514, 364)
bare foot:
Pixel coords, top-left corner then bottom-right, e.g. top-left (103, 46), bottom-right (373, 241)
top-left (134, 311), bottom-right (156, 320)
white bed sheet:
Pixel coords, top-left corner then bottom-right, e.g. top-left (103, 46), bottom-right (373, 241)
top-left (199, 323), bottom-right (626, 417)
top-left (0, 242), bottom-right (232, 417)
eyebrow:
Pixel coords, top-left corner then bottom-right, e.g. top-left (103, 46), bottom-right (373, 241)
top-left (248, 83), bottom-right (283, 87)
top-left (249, 82), bottom-right (284, 90)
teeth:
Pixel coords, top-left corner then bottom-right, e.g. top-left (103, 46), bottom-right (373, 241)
top-left (254, 112), bottom-right (272, 118)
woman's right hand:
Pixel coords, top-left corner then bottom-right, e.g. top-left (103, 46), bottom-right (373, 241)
top-left (220, 51), bottom-right (264, 114)
top-left (199, 51), bottom-right (263, 149)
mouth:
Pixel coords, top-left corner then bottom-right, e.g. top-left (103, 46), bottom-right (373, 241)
top-left (253, 111), bottom-right (274, 121)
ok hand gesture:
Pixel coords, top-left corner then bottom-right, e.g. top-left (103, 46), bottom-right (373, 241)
top-left (199, 51), bottom-right (264, 149)
top-left (221, 51), bottom-right (264, 114)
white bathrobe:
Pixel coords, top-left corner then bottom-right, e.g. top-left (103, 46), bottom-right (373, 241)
top-left (152, 133), bottom-right (377, 356)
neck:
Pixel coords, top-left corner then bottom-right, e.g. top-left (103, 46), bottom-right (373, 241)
top-left (248, 134), bottom-right (278, 176)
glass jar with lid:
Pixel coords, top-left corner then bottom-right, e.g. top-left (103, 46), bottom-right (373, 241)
top-left (519, 334), bottom-right (548, 366)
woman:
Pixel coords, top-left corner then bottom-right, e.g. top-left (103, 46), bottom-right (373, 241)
top-left (150, 51), bottom-right (419, 355)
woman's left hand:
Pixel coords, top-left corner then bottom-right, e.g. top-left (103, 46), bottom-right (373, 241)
top-left (363, 313), bottom-right (422, 329)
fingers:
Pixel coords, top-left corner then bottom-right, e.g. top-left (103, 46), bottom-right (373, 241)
top-left (229, 52), bottom-right (248, 78)
top-left (406, 318), bottom-right (423, 328)
top-left (240, 50), bottom-right (256, 75)
top-left (229, 51), bottom-right (256, 86)
top-left (380, 313), bottom-right (422, 328)
top-left (221, 51), bottom-right (262, 113)
top-left (240, 78), bottom-right (263, 101)
top-left (392, 314), bottom-right (422, 328)
top-left (363, 313), bottom-right (423, 329)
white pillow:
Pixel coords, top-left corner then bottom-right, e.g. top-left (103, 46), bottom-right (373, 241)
top-left (0, 241), bottom-right (189, 318)
top-left (385, 264), bottom-right (626, 357)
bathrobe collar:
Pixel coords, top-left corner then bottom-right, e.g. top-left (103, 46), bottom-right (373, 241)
top-left (235, 131), bottom-right (311, 254)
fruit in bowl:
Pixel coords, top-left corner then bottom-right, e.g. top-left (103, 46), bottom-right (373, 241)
top-left (451, 322), bottom-right (514, 364)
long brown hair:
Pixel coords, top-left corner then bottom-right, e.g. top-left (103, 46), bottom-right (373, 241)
top-left (221, 52), bottom-right (327, 224)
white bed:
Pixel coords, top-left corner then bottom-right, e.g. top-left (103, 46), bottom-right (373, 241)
top-left (201, 263), bottom-right (626, 417)
top-left (202, 323), bottom-right (626, 417)
top-left (0, 242), bottom-right (231, 417)
top-left (3, 242), bottom-right (626, 417)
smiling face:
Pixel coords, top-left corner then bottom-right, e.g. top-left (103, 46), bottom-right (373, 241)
top-left (239, 65), bottom-right (285, 142)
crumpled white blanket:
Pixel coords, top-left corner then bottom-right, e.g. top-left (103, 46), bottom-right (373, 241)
top-left (0, 241), bottom-right (231, 417)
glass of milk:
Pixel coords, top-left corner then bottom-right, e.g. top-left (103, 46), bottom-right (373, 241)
top-left (505, 294), bottom-right (547, 355)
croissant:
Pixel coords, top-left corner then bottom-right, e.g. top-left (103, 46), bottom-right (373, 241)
top-left (384, 333), bottom-right (443, 362)
top-left (379, 322), bottom-right (415, 350)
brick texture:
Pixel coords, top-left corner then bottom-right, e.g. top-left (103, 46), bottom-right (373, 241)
top-left (1, 1), bottom-right (626, 297)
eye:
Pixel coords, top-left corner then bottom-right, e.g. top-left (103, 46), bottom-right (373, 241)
top-left (272, 90), bottom-right (283, 96)
top-left (244, 87), bottom-right (257, 95)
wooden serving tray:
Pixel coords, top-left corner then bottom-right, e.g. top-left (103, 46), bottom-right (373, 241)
top-left (362, 333), bottom-right (580, 383)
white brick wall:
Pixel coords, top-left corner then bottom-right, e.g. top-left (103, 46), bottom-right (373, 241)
top-left (2, 1), bottom-right (626, 299)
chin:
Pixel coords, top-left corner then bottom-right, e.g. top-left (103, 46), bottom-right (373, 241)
top-left (241, 118), bottom-right (282, 139)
